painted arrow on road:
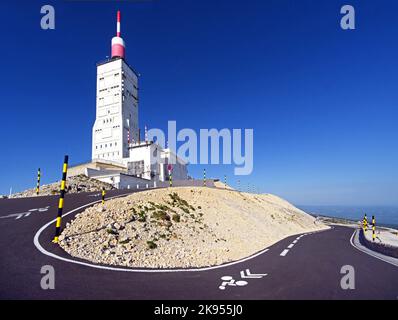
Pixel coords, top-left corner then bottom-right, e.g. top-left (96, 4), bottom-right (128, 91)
top-left (240, 269), bottom-right (267, 279)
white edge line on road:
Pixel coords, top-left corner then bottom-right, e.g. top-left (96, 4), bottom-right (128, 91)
top-left (33, 193), bottom-right (270, 273)
top-left (349, 229), bottom-right (398, 268)
top-left (280, 249), bottom-right (289, 257)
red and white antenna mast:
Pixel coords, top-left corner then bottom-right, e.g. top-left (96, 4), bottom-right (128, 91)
top-left (111, 10), bottom-right (126, 59)
top-left (117, 10), bottom-right (121, 37)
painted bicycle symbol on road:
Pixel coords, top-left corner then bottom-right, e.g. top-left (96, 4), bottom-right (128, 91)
top-left (0, 206), bottom-right (50, 220)
top-left (219, 269), bottom-right (267, 290)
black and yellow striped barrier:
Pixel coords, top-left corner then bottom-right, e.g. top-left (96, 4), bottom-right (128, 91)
top-left (203, 169), bottom-right (206, 187)
top-left (53, 155), bottom-right (68, 244)
top-left (36, 168), bottom-right (41, 195)
top-left (169, 172), bottom-right (172, 188)
top-left (102, 187), bottom-right (106, 205)
top-left (363, 214), bottom-right (368, 232)
top-left (372, 215), bottom-right (376, 241)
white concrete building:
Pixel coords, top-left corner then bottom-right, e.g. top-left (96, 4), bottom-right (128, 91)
top-left (73, 10), bottom-right (188, 188)
top-left (91, 58), bottom-right (139, 161)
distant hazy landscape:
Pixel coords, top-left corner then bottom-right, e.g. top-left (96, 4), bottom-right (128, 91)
top-left (298, 205), bottom-right (398, 228)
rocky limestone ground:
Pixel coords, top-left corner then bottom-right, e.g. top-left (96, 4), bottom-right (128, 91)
top-left (10, 174), bottom-right (114, 198)
top-left (58, 187), bottom-right (328, 268)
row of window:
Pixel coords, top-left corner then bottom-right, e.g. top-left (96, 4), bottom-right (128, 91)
top-left (94, 124), bottom-right (121, 132)
top-left (98, 92), bottom-right (120, 101)
top-left (99, 73), bottom-right (120, 81)
top-left (98, 152), bottom-right (120, 158)
top-left (99, 85), bottom-right (120, 93)
top-left (95, 142), bottom-right (118, 150)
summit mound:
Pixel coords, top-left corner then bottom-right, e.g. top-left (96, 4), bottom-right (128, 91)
top-left (59, 187), bottom-right (328, 268)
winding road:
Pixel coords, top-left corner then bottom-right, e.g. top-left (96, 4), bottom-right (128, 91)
top-left (0, 190), bottom-right (397, 300)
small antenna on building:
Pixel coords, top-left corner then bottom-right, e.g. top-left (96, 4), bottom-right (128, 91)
top-left (145, 125), bottom-right (148, 144)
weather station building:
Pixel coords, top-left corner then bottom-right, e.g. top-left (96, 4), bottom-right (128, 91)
top-left (69, 11), bottom-right (188, 189)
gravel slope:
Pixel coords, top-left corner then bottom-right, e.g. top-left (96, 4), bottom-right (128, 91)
top-left (59, 187), bottom-right (328, 268)
top-left (10, 175), bottom-right (114, 198)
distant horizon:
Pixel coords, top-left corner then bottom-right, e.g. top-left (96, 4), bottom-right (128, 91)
top-left (297, 204), bottom-right (398, 226)
top-left (296, 204), bottom-right (398, 208)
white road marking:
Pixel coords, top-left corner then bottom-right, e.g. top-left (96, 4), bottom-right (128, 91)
top-left (280, 249), bottom-right (289, 256)
top-left (279, 230), bottom-right (329, 258)
top-left (0, 206), bottom-right (50, 220)
top-left (220, 270), bottom-right (267, 290)
top-left (240, 269), bottom-right (267, 278)
top-left (349, 229), bottom-right (398, 268)
top-left (33, 194), bottom-right (270, 273)
top-left (219, 276), bottom-right (248, 290)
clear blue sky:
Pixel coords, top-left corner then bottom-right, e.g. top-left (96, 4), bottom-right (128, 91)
top-left (1, 0), bottom-right (397, 206)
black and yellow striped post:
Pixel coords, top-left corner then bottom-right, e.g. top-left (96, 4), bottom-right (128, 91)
top-left (169, 172), bottom-right (172, 188)
top-left (224, 175), bottom-right (227, 189)
top-left (363, 214), bottom-right (368, 232)
top-left (372, 215), bottom-right (376, 241)
top-left (203, 169), bottom-right (206, 187)
top-left (36, 168), bottom-right (41, 195)
top-left (53, 156), bottom-right (69, 244)
top-left (102, 187), bottom-right (106, 205)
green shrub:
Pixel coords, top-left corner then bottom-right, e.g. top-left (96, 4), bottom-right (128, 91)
top-left (138, 210), bottom-right (146, 222)
top-left (106, 228), bottom-right (117, 235)
top-left (147, 241), bottom-right (157, 249)
top-left (172, 214), bottom-right (181, 222)
top-left (152, 210), bottom-right (170, 221)
top-left (181, 207), bottom-right (190, 214)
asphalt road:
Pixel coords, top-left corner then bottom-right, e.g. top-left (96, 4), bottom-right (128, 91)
top-left (0, 191), bottom-right (397, 300)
